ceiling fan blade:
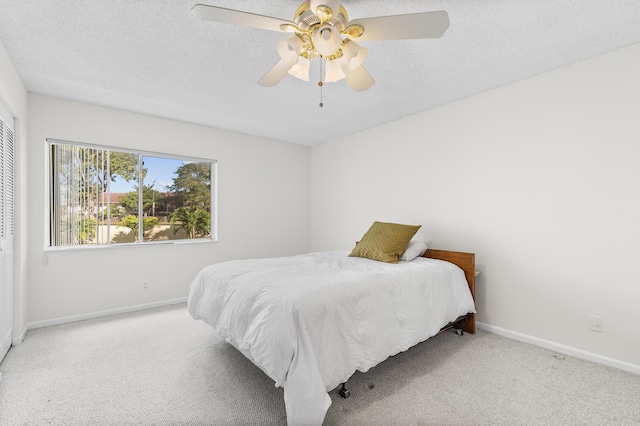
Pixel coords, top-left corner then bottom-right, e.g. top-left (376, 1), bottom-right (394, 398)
top-left (191, 4), bottom-right (294, 32)
top-left (349, 11), bottom-right (450, 42)
top-left (258, 60), bottom-right (296, 87)
top-left (344, 65), bottom-right (375, 92)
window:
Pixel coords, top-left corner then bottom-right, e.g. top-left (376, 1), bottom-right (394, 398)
top-left (47, 139), bottom-right (217, 249)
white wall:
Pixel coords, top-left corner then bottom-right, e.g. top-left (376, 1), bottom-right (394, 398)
top-left (310, 44), bottom-right (640, 368)
top-left (6, 31), bottom-right (639, 371)
top-left (27, 94), bottom-right (310, 323)
top-left (0, 39), bottom-right (29, 342)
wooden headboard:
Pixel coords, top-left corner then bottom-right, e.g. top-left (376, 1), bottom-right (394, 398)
top-left (424, 249), bottom-right (476, 334)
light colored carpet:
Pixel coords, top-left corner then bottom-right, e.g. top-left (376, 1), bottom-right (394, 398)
top-left (1, 303), bottom-right (639, 425)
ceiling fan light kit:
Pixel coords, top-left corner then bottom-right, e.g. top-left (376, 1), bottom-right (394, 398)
top-left (192, 1), bottom-right (449, 94)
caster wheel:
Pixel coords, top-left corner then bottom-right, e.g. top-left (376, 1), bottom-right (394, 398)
top-left (455, 329), bottom-right (463, 336)
top-left (339, 388), bottom-right (350, 399)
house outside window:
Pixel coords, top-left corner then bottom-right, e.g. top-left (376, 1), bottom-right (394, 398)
top-left (47, 139), bottom-right (217, 249)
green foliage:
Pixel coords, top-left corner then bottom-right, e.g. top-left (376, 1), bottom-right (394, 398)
top-left (119, 192), bottom-right (139, 214)
top-left (170, 206), bottom-right (210, 239)
top-left (121, 215), bottom-right (139, 230)
top-left (165, 162), bottom-right (212, 239)
top-left (99, 204), bottom-right (126, 221)
top-left (118, 183), bottom-right (166, 217)
top-left (121, 215), bottom-right (159, 232)
top-left (142, 181), bottom-right (165, 217)
top-left (74, 149), bottom-right (139, 194)
top-left (54, 145), bottom-right (213, 245)
top-left (79, 217), bottom-right (97, 243)
top-left (168, 162), bottom-right (211, 209)
top-left (109, 151), bottom-right (139, 184)
top-left (144, 216), bottom-right (159, 230)
top-left (52, 146), bottom-right (141, 231)
top-left (57, 216), bottom-right (96, 245)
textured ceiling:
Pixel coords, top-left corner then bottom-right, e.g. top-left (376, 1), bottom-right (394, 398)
top-left (0, 1), bottom-right (639, 146)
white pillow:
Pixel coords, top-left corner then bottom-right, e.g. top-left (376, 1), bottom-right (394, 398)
top-left (399, 241), bottom-right (428, 262)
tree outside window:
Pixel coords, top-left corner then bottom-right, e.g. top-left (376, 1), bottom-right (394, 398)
top-left (48, 140), bottom-right (216, 248)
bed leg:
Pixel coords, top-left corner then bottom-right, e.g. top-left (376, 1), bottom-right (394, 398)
top-left (339, 383), bottom-right (350, 399)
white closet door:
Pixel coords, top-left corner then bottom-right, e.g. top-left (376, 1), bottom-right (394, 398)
top-left (0, 102), bottom-right (15, 365)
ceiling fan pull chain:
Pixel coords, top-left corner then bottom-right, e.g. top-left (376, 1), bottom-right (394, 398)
top-left (318, 57), bottom-right (324, 107)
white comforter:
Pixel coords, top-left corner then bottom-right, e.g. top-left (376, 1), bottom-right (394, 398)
top-left (188, 251), bottom-right (475, 425)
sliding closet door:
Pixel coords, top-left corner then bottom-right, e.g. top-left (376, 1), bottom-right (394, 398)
top-left (0, 102), bottom-right (15, 365)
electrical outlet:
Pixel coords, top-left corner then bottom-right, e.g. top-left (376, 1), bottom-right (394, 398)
top-left (589, 315), bottom-right (603, 332)
top-left (142, 281), bottom-right (150, 292)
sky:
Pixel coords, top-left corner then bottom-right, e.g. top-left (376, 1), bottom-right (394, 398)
top-left (110, 156), bottom-right (183, 193)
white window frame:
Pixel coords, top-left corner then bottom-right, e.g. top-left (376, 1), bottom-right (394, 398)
top-left (45, 138), bottom-right (218, 251)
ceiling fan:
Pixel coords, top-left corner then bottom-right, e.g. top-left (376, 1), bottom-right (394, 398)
top-left (191, 1), bottom-right (450, 93)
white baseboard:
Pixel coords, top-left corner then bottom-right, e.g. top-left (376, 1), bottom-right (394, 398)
top-left (13, 305), bottom-right (639, 377)
top-left (15, 297), bottom-right (187, 344)
top-left (12, 325), bottom-right (28, 346)
top-left (477, 322), bottom-right (640, 376)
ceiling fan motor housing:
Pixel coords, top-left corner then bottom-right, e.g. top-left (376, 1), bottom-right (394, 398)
top-left (294, 1), bottom-right (347, 33)
top-left (310, 0), bottom-right (342, 21)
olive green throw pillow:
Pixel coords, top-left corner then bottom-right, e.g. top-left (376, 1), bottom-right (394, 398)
top-left (349, 221), bottom-right (421, 264)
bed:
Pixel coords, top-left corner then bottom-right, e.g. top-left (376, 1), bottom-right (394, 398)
top-left (188, 240), bottom-right (476, 425)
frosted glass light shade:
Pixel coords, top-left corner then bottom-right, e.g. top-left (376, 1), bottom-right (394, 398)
top-left (324, 58), bottom-right (345, 82)
top-left (341, 40), bottom-right (368, 71)
top-left (277, 35), bottom-right (303, 62)
top-left (313, 25), bottom-right (342, 57)
top-left (288, 57), bottom-right (311, 81)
